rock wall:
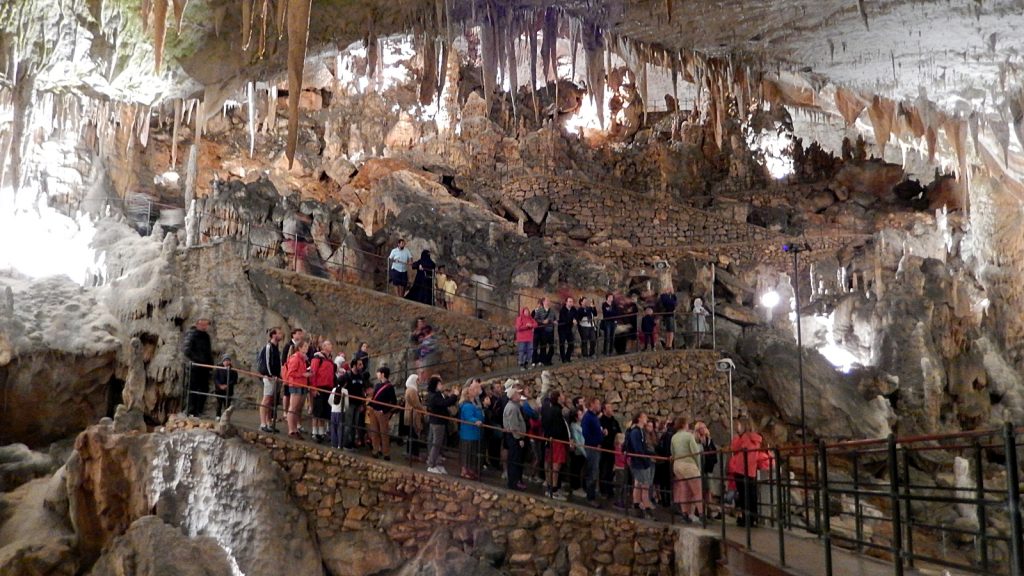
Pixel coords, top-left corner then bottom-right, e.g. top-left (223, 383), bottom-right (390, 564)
top-left (168, 420), bottom-right (719, 576)
top-left (489, 351), bottom-right (734, 429)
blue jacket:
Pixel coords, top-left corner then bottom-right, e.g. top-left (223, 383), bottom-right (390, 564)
top-left (627, 427), bottom-right (653, 469)
top-left (459, 401), bottom-right (484, 441)
top-left (581, 410), bottom-right (603, 447)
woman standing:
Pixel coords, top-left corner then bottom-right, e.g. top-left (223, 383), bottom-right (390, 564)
top-left (406, 250), bottom-right (437, 305)
top-left (600, 293), bottom-right (618, 356)
top-left (309, 340), bottom-right (336, 443)
top-left (577, 297), bottom-right (598, 358)
top-left (404, 374), bottom-right (425, 460)
top-left (458, 380), bottom-right (487, 480)
top-left (282, 341), bottom-right (311, 438)
top-left (671, 417), bottom-right (704, 522)
top-left (691, 298), bottom-right (709, 349)
top-left (514, 307), bottom-right (537, 370)
top-left (626, 412), bottom-right (656, 518)
top-left (727, 417), bottom-right (771, 527)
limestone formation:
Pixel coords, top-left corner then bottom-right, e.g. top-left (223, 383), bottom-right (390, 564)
top-left (88, 516), bottom-right (235, 576)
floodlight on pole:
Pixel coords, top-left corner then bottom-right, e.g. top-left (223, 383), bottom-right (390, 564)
top-left (716, 358), bottom-right (736, 443)
top-left (760, 290), bottom-right (780, 308)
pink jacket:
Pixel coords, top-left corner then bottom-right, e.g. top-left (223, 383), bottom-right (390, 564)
top-left (515, 313), bottom-right (537, 343)
top-left (727, 432), bottom-right (772, 478)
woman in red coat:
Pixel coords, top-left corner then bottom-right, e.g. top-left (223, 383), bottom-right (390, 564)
top-left (515, 307), bottom-right (537, 369)
top-left (283, 341), bottom-right (311, 438)
top-left (727, 417), bottom-right (772, 527)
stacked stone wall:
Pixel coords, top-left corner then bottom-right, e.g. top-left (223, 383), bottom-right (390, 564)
top-left (168, 420), bottom-right (721, 575)
top-left (486, 350), bottom-right (736, 429)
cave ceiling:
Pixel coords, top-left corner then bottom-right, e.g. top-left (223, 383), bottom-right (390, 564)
top-left (2, 0), bottom-right (1023, 178)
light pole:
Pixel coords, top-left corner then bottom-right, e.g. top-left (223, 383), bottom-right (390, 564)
top-left (782, 242), bottom-right (809, 450)
top-left (716, 358), bottom-right (736, 444)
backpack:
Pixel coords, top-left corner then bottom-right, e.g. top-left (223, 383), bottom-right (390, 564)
top-left (255, 344), bottom-right (269, 375)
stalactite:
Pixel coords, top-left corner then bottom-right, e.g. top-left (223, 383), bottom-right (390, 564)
top-left (172, 0), bottom-right (189, 31)
top-left (583, 22), bottom-right (605, 128)
top-left (867, 96), bottom-right (893, 155)
top-left (436, 37), bottom-right (449, 99)
top-left (480, 11), bottom-right (497, 114)
top-left (139, 107), bottom-right (151, 148)
top-left (419, 33), bottom-right (437, 106)
top-left (285, 0), bottom-right (312, 168)
top-left (267, 85), bottom-right (278, 133)
top-left (276, 0), bottom-right (288, 39)
top-left (152, 0), bottom-right (168, 73)
top-left (246, 81), bottom-right (256, 157)
top-left (241, 0), bottom-right (253, 50)
top-left (507, 21), bottom-right (519, 120)
top-left (570, 20), bottom-right (579, 81)
top-left (541, 7), bottom-right (558, 84)
top-left (171, 98), bottom-right (182, 168)
top-left (257, 0), bottom-right (270, 57)
top-left (528, 20), bottom-right (539, 123)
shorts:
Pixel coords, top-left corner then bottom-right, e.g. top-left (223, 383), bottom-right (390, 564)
top-left (546, 441), bottom-right (568, 465)
top-left (288, 386), bottom-right (308, 396)
top-left (631, 466), bottom-right (654, 485)
top-left (389, 268), bottom-right (408, 287)
top-left (661, 315), bottom-right (676, 332)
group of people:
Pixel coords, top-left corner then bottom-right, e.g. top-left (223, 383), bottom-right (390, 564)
top-left (514, 292), bottom-right (711, 369)
top-left (388, 238), bottom-right (458, 309)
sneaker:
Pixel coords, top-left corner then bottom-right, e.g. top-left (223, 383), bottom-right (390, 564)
top-left (438, 466), bottom-right (449, 474)
top-left (515, 481), bottom-right (527, 490)
top-left (613, 502), bottom-right (626, 510)
top-left (259, 425), bottom-right (271, 433)
top-left (551, 491), bottom-right (567, 501)
top-left (427, 467), bottom-right (443, 474)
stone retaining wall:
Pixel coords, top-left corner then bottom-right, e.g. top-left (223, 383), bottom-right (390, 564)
top-left (169, 420), bottom-right (720, 576)
top-left (486, 350), bottom-right (736, 429)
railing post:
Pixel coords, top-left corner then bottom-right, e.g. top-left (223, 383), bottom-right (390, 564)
top-left (853, 451), bottom-right (863, 552)
top-left (813, 445), bottom-right (822, 534)
top-left (1004, 422), bottom-right (1024, 576)
top-left (774, 447), bottom-right (786, 567)
top-left (974, 439), bottom-right (989, 573)
top-left (819, 440), bottom-right (833, 576)
top-left (901, 448), bottom-right (914, 568)
top-left (720, 451), bottom-right (727, 547)
top-left (744, 448), bottom-right (752, 548)
top-left (887, 434), bottom-right (905, 576)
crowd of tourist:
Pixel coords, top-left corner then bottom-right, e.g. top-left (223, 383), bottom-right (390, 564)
top-left (182, 317), bottom-right (771, 524)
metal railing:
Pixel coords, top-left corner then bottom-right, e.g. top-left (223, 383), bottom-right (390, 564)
top-left (178, 356), bottom-right (1024, 576)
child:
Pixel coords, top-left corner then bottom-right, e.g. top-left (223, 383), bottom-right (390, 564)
top-left (613, 432), bottom-right (628, 509)
top-left (328, 380), bottom-right (348, 449)
top-left (440, 266), bottom-right (458, 310)
top-left (640, 306), bottom-right (657, 350)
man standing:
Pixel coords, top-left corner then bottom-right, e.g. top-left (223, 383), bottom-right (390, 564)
top-left (425, 376), bottom-right (459, 474)
top-left (342, 358), bottom-right (368, 449)
top-left (599, 402), bottom-right (623, 499)
top-left (257, 328), bottom-right (283, 433)
top-left (557, 297), bottom-right (578, 363)
top-left (581, 398), bottom-right (604, 506)
top-left (658, 289), bottom-right (678, 350)
top-left (503, 388), bottom-right (528, 490)
top-left (183, 318), bottom-right (214, 417)
top-left (533, 298), bottom-right (556, 366)
top-left (388, 238), bottom-right (413, 297)
top-left (367, 366), bottom-right (397, 460)
top-left (213, 354), bottom-right (238, 419)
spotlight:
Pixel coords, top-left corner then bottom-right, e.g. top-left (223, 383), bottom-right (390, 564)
top-left (783, 242), bottom-right (809, 254)
top-left (760, 290), bottom-right (780, 308)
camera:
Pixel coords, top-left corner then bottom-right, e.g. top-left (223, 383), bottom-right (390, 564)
top-left (715, 358), bottom-right (736, 372)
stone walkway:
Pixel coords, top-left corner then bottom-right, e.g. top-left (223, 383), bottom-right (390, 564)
top-left (219, 406), bottom-right (958, 576)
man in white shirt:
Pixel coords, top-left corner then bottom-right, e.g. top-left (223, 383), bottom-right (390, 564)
top-left (388, 239), bottom-right (412, 297)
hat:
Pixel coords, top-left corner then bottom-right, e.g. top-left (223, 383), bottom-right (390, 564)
top-left (503, 378), bottom-right (517, 396)
top-left (220, 354), bottom-right (232, 363)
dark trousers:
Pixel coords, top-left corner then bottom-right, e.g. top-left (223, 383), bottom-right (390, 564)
top-left (579, 327), bottom-right (596, 357)
top-left (215, 383), bottom-right (234, 417)
top-left (584, 447), bottom-right (601, 500)
top-left (600, 449), bottom-right (616, 497)
top-left (535, 329), bottom-right (554, 365)
top-left (186, 367), bottom-right (210, 416)
top-left (406, 426), bottom-right (422, 458)
top-left (344, 404), bottom-right (364, 448)
top-left (558, 333), bottom-right (575, 363)
top-left (601, 322), bottom-right (616, 355)
top-left (486, 429), bottom-right (502, 468)
top-left (506, 435), bottom-right (525, 489)
top-left (330, 412), bottom-right (344, 448)
top-left (736, 473), bottom-right (759, 522)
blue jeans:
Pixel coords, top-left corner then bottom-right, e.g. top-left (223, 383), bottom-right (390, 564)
top-left (517, 342), bottom-right (533, 367)
top-left (584, 447), bottom-right (601, 500)
top-left (330, 412), bottom-right (343, 448)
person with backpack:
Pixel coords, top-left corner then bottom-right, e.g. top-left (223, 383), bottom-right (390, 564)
top-left (309, 340), bottom-right (336, 444)
top-left (626, 412), bottom-right (656, 518)
top-left (328, 375), bottom-right (348, 449)
top-left (257, 328), bottom-right (283, 433)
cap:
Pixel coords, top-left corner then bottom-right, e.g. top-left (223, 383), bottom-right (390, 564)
top-left (221, 354), bottom-right (232, 363)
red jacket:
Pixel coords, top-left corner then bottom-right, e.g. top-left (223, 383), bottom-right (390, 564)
top-left (310, 352), bottom-right (335, 390)
top-left (282, 351), bottom-right (309, 388)
top-left (515, 313), bottom-right (537, 343)
top-left (727, 432), bottom-right (772, 478)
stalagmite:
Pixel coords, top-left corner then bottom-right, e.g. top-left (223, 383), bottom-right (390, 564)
top-left (267, 85), bottom-right (278, 133)
top-left (184, 142), bottom-right (199, 210)
top-left (285, 0), bottom-right (312, 168)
